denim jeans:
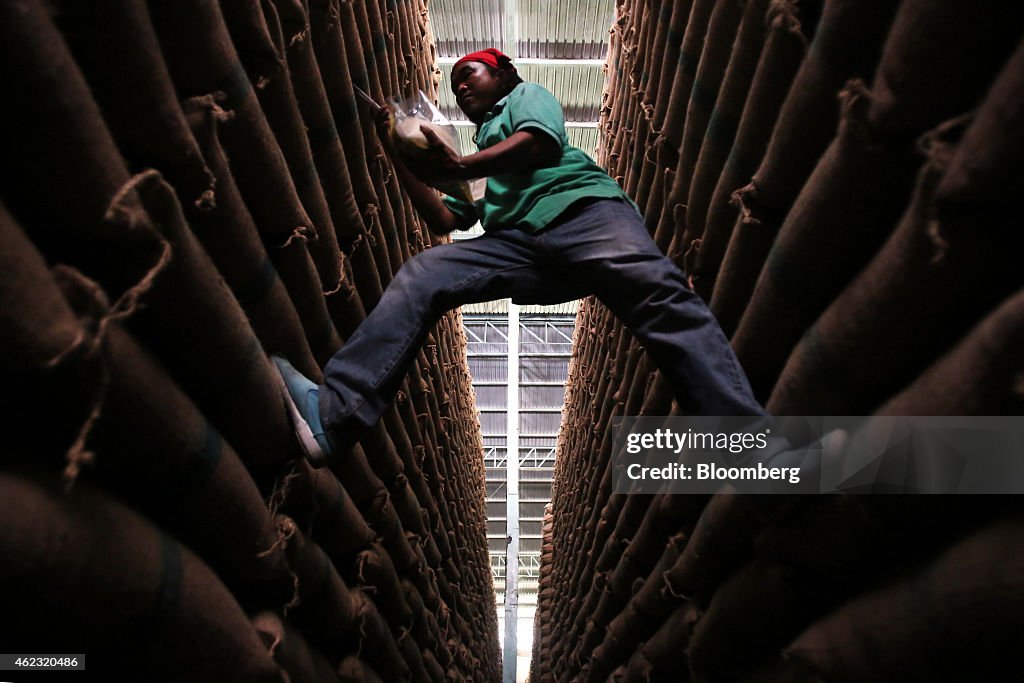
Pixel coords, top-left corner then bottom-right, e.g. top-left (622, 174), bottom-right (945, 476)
top-left (319, 197), bottom-right (768, 452)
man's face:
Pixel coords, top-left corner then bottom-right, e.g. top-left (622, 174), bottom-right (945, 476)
top-left (451, 61), bottom-right (510, 124)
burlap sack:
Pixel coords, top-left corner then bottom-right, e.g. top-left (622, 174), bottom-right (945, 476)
top-left (0, 471), bottom-right (286, 682)
top-left (252, 610), bottom-right (341, 682)
top-left (147, 0), bottom-right (315, 245)
top-left (276, 515), bottom-right (359, 657)
top-left (785, 517), bottom-right (1024, 682)
top-left (878, 288), bottom-right (1024, 416)
top-left (685, 0), bottom-right (807, 291)
top-left (50, 0), bottom-right (216, 209)
top-left (221, 0), bottom-right (344, 291)
top-left (733, 83), bottom-right (917, 402)
top-left (684, 0), bottom-right (772, 252)
top-left (673, 0), bottom-right (746, 233)
top-left (768, 110), bottom-right (1024, 415)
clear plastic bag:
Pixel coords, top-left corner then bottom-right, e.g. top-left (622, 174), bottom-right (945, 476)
top-left (388, 90), bottom-right (476, 203)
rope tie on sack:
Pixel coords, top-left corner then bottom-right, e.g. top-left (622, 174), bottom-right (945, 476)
top-left (362, 204), bottom-right (381, 246)
top-left (58, 170), bottom-right (175, 488)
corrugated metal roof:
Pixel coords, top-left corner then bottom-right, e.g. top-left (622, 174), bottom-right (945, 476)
top-left (430, 0), bottom-right (614, 60)
top-left (462, 300), bottom-right (580, 315)
top-left (430, 0), bottom-right (505, 59)
top-left (516, 0), bottom-right (615, 59)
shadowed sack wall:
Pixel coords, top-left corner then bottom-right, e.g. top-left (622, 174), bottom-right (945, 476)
top-left (0, 0), bottom-right (499, 680)
top-left (532, 1), bottom-right (1024, 682)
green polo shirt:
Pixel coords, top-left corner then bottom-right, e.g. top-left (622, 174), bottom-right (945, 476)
top-left (442, 82), bottom-right (636, 233)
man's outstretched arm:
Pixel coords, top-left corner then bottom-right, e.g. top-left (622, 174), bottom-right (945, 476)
top-left (413, 126), bottom-right (560, 181)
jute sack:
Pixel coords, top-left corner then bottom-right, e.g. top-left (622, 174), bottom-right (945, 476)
top-left (731, 82), bottom-right (915, 401)
top-left (270, 226), bottom-right (344, 366)
top-left (82, 296), bottom-right (293, 607)
top-left (6, 175), bottom-right (295, 612)
top-left (421, 648), bottom-right (446, 682)
top-left (252, 611), bottom-right (341, 682)
top-left (116, 171), bottom-right (305, 476)
top-left (2, 238), bottom-right (294, 608)
top-left (751, 0), bottom-right (899, 210)
top-left (636, 600), bottom-right (701, 679)
top-left (50, 0), bottom-right (322, 381)
top-left (351, 590), bottom-right (412, 682)
top-left (185, 100), bottom-right (322, 379)
top-left (276, 515), bottom-right (359, 658)
top-left (146, 0), bottom-right (315, 246)
top-left (935, 35), bottom-right (1024, 209)
top-left (336, 0), bottom-right (407, 276)
top-left (673, 0), bottom-right (747, 240)
top-left (705, 193), bottom-right (780, 339)
top-left (0, 0), bottom-right (166, 300)
top-left (768, 110), bottom-right (1024, 415)
top-left (0, 203), bottom-right (100, 459)
top-left (784, 516), bottom-right (1024, 682)
top-left (312, 471), bottom-right (380, 562)
top-left (650, 0), bottom-right (696, 133)
top-left (585, 533), bottom-right (689, 682)
top-left (877, 288), bottom-right (1024, 416)
top-left (396, 628), bottom-right (431, 683)
top-left (220, 0), bottom-right (343, 291)
top-left (0, 471), bottom-right (285, 682)
top-left (685, 0), bottom-right (808, 293)
top-left (867, 0), bottom-right (1024, 139)
top-left (684, 0), bottom-right (772, 251)
top-left (687, 557), bottom-right (827, 682)
top-left (49, 0), bottom-right (216, 209)
top-left (659, 0), bottom-right (717, 151)
top-left (336, 656), bottom-right (385, 683)
top-left (354, 542), bottom-right (414, 629)
top-left (5, 1), bottom-right (309, 478)
top-left (662, 488), bottom-right (767, 605)
top-left (307, 0), bottom-right (394, 286)
top-left (270, 0), bottom-right (385, 310)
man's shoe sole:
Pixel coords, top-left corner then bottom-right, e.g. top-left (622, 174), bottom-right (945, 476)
top-left (271, 361), bottom-right (329, 468)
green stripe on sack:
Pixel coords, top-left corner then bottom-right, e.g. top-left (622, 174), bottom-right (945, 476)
top-left (679, 50), bottom-right (699, 77)
top-left (690, 79), bottom-right (718, 111)
top-left (154, 534), bottom-right (184, 618)
top-left (307, 119), bottom-right (340, 152)
top-left (336, 94), bottom-right (359, 126)
top-left (179, 420), bottom-right (225, 490)
top-left (632, 153), bottom-right (645, 176)
top-left (704, 108), bottom-right (738, 148)
top-left (292, 157), bottom-right (321, 194)
top-left (217, 62), bottom-right (254, 109)
top-left (236, 257), bottom-right (279, 305)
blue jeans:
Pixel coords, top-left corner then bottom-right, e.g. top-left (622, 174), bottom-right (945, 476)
top-left (319, 198), bottom-right (767, 452)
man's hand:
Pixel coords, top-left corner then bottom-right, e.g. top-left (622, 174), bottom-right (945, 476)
top-left (372, 104), bottom-right (396, 155)
top-left (402, 125), bottom-right (469, 184)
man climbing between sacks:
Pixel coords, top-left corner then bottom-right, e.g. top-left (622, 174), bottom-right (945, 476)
top-left (271, 48), bottom-right (770, 467)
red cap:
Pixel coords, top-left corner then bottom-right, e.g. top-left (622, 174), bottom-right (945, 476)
top-left (453, 48), bottom-right (515, 72)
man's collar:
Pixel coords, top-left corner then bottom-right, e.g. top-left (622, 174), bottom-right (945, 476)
top-left (476, 82), bottom-right (523, 128)
top-left (471, 82), bottom-right (526, 144)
